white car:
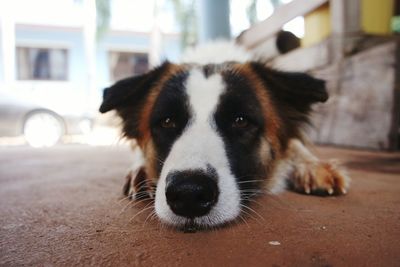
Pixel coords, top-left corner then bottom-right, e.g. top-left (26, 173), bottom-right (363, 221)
top-left (0, 92), bottom-right (92, 147)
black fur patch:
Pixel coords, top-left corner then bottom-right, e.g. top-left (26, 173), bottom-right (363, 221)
top-left (149, 71), bottom-right (190, 175)
top-left (215, 70), bottom-right (267, 199)
top-left (251, 62), bottom-right (327, 146)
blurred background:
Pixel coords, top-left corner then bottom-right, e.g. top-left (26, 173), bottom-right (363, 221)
top-left (0, 0), bottom-right (399, 150)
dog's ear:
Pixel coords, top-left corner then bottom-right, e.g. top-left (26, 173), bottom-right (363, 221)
top-left (99, 61), bottom-right (173, 138)
top-left (250, 62), bottom-right (328, 114)
top-left (99, 61), bottom-right (171, 113)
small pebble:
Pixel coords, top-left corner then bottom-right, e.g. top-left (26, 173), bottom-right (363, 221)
top-left (321, 226), bottom-right (326, 230)
top-left (268, 241), bottom-right (281, 246)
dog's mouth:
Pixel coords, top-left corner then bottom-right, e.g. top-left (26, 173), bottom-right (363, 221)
top-left (182, 219), bottom-right (198, 233)
top-left (172, 216), bottom-right (233, 233)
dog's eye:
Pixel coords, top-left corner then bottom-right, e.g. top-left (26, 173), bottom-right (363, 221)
top-left (232, 116), bottom-right (248, 128)
top-left (161, 117), bottom-right (176, 128)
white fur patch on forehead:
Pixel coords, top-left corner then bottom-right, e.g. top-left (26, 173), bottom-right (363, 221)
top-left (186, 69), bottom-right (225, 121)
top-left (180, 41), bottom-right (252, 65)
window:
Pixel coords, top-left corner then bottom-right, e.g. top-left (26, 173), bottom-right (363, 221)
top-left (16, 47), bottom-right (68, 81)
top-left (109, 51), bottom-right (149, 81)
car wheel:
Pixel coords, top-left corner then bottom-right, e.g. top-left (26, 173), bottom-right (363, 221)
top-left (23, 111), bottom-right (65, 147)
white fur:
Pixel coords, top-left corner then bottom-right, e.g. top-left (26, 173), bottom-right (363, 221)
top-left (180, 41), bottom-right (252, 65)
top-left (130, 145), bottom-right (145, 172)
top-left (268, 159), bottom-right (294, 194)
top-left (125, 145), bottom-right (147, 200)
top-left (154, 69), bottom-right (241, 227)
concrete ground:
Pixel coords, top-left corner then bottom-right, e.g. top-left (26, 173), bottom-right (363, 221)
top-left (0, 145), bottom-right (399, 266)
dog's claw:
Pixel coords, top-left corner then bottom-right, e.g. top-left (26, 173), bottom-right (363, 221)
top-left (292, 161), bottom-right (350, 196)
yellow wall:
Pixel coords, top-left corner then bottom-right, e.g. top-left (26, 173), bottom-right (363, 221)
top-left (302, 0), bottom-right (394, 47)
top-left (302, 3), bottom-right (331, 47)
top-left (361, 0), bottom-right (394, 34)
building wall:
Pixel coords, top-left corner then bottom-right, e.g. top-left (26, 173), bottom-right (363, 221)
top-left (302, 3), bottom-right (331, 47)
top-left (0, 20), bottom-right (3, 83)
top-left (95, 31), bottom-right (180, 99)
top-left (362, 0), bottom-right (395, 34)
top-left (310, 41), bottom-right (398, 150)
top-left (12, 25), bottom-right (89, 115)
top-left (302, 0), bottom-right (395, 47)
top-left (96, 31), bottom-right (151, 91)
top-left (15, 25), bottom-right (87, 87)
top-left (0, 0), bottom-right (181, 117)
top-left (1, 24), bottom-right (181, 115)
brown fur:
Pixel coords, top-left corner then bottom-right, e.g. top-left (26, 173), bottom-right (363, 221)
top-left (137, 63), bottom-right (185, 149)
top-left (142, 140), bottom-right (159, 186)
top-left (232, 63), bottom-right (285, 156)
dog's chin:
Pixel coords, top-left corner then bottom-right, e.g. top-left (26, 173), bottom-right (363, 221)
top-left (154, 198), bottom-right (241, 231)
top-left (156, 212), bottom-right (238, 232)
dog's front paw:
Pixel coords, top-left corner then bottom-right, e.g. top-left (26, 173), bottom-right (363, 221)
top-left (291, 160), bottom-right (350, 196)
top-left (123, 167), bottom-right (153, 200)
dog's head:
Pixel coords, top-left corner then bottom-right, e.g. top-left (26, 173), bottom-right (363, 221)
top-left (100, 60), bottom-right (327, 229)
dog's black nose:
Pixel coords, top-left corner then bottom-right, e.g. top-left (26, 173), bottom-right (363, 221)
top-left (165, 171), bottom-right (219, 218)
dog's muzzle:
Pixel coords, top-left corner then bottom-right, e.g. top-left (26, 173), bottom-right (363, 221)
top-left (165, 170), bottom-right (219, 218)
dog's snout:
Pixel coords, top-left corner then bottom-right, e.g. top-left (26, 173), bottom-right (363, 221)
top-left (165, 171), bottom-right (219, 218)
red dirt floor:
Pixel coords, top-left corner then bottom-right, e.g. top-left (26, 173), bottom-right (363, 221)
top-left (0, 145), bottom-right (399, 266)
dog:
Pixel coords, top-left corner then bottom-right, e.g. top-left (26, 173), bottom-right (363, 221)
top-left (99, 42), bottom-right (350, 230)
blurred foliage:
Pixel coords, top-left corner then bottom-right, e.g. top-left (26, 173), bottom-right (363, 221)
top-left (96, 0), bottom-right (111, 40)
top-left (94, 0), bottom-right (287, 47)
top-left (392, 16), bottom-right (400, 33)
top-left (246, 0), bottom-right (258, 25)
top-left (270, 0), bottom-right (282, 8)
top-left (169, 0), bottom-right (285, 48)
top-left (170, 0), bottom-right (198, 49)
top-left (246, 0), bottom-right (283, 25)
